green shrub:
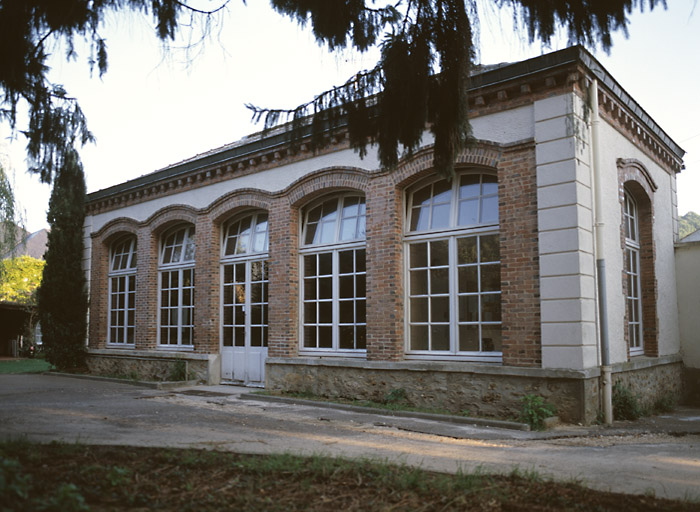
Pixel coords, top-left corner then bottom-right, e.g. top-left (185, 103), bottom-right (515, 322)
top-left (612, 382), bottom-right (643, 421)
top-left (168, 360), bottom-right (187, 381)
top-left (519, 394), bottom-right (556, 430)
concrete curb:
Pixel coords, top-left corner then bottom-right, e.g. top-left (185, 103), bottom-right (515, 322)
top-left (239, 393), bottom-right (532, 431)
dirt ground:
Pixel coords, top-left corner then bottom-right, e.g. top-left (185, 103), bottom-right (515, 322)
top-left (2, 443), bottom-right (698, 511)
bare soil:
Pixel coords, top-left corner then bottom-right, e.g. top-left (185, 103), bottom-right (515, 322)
top-left (2, 443), bottom-right (697, 511)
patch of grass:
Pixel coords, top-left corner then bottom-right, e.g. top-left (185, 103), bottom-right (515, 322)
top-left (0, 358), bottom-right (52, 374)
top-left (0, 441), bottom-right (695, 511)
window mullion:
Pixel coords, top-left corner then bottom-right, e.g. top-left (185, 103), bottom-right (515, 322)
top-left (332, 250), bottom-right (339, 350)
top-left (449, 237), bottom-right (458, 354)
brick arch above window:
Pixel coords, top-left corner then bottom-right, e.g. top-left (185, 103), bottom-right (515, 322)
top-left (93, 218), bottom-right (140, 245)
top-left (286, 168), bottom-right (369, 208)
top-left (617, 158), bottom-right (658, 198)
top-left (392, 142), bottom-right (503, 188)
top-left (618, 162), bottom-right (658, 358)
top-left (208, 189), bottom-right (273, 225)
top-left (146, 205), bottom-right (199, 236)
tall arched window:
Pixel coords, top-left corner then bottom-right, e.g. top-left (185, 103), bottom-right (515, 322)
top-left (221, 212), bottom-right (269, 351)
top-left (624, 190), bottom-right (643, 355)
top-left (301, 194), bottom-right (366, 352)
top-left (405, 172), bottom-right (501, 360)
top-left (159, 225), bottom-right (195, 347)
top-left (108, 236), bottom-right (137, 345)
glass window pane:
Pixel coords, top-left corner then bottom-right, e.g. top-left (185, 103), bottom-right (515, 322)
top-left (431, 296), bottom-right (450, 322)
top-left (458, 198), bottom-right (479, 226)
top-left (339, 325), bottom-right (355, 349)
top-left (339, 276), bottom-right (354, 298)
top-left (412, 184), bottom-right (432, 207)
top-left (459, 325), bottom-right (479, 351)
top-left (318, 326), bottom-right (332, 348)
top-left (410, 243), bottom-right (428, 268)
top-left (304, 255), bottom-right (317, 277)
top-left (410, 297), bottom-right (428, 323)
top-left (481, 264), bottom-right (501, 291)
top-left (410, 325), bottom-right (429, 350)
top-left (318, 253), bottom-right (332, 275)
top-left (457, 237), bottom-right (477, 264)
top-left (356, 249), bottom-right (366, 272)
top-left (432, 180), bottom-right (451, 204)
top-left (482, 175), bottom-right (498, 194)
top-left (356, 326), bottom-right (366, 350)
top-left (459, 266), bottom-right (478, 293)
top-left (431, 204), bottom-right (450, 229)
top-left (304, 326), bottom-right (317, 348)
top-left (459, 174), bottom-right (480, 198)
top-left (339, 218), bottom-right (357, 241)
top-left (430, 268), bottom-right (449, 294)
top-left (480, 235), bottom-right (500, 262)
top-left (356, 300), bottom-right (366, 323)
top-left (482, 294), bottom-right (501, 322)
top-left (318, 301), bottom-right (332, 323)
top-left (431, 325), bottom-right (450, 350)
top-left (411, 206), bottom-right (430, 231)
top-left (318, 277), bottom-right (332, 299)
top-left (482, 325), bottom-right (502, 352)
top-left (410, 269), bottom-right (428, 295)
top-left (459, 295), bottom-right (479, 322)
top-left (339, 301), bottom-right (354, 323)
top-left (430, 240), bottom-right (449, 267)
top-left (304, 302), bottom-right (317, 323)
top-left (481, 195), bottom-right (499, 224)
top-left (304, 278), bottom-right (317, 300)
top-left (339, 250), bottom-right (354, 274)
top-left (305, 222), bottom-right (319, 245)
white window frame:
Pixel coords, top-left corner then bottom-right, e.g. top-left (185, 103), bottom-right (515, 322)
top-left (299, 194), bottom-right (367, 356)
top-left (404, 173), bottom-right (501, 362)
top-left (220, 212), bottom-right (270, 350)
top-left (107, 236), bottom-right (137, 346)
top-left (624, 190), bottom-right (644, 355)
top-left (158, 225), bottom-right (195, 349)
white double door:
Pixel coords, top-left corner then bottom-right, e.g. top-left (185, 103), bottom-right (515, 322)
top-left (221, 259), bottom-right (268, 386)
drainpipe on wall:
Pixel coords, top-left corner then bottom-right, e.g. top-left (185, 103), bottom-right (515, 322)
top-left (590, 79), bottom-right (613, 424)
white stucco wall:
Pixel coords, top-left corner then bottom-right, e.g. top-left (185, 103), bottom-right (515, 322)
top-left (676, 240), bottom-right (700, 368)
top-left (595, 119), bottom-right (680, 363)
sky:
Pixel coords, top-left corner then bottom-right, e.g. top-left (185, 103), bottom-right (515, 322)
top-left (1, 1), bottom-right (699, 233)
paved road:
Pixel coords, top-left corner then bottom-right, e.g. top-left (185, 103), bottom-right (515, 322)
top-left (2, 373), bottom-right (699, 500)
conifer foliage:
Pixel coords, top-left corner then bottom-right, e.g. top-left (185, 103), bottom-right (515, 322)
top-left (37, 149), bottom-right (88, 370)
top-left (252, 0), bottom-right (663, 179)
top-left (1, 1), bottom-right (662, 184)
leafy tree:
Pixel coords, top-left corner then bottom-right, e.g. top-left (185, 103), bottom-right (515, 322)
top-left (0, 162), bottom-right (20, 257)
top-left (1, 1), bottom-right (663, 184)
top-left (36, 149), bottom-right (88, 370)
top-left (0, 255), bottom-right (44, 305)
top-left (679, 211), bottom-right (700, 239)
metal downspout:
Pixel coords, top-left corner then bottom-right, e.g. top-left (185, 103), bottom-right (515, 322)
top-left (591, 79), bottom-right (613, 424)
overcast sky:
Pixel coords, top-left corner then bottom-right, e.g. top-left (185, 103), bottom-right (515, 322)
top-left (2, 1), bottom-right (699, 232)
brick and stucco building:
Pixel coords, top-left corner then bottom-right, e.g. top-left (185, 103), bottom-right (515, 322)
top-left (83, 46), bottom-right (687, 423)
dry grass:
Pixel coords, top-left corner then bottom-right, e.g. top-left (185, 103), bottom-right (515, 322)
top-left (1, 442), bottom-right (697, 511)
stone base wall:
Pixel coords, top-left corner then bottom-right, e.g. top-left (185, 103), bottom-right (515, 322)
top-left (682, 367), bottom-right (700, 405)
top-left (86, 349), bottom-right (220, 384)
top-left (610, 356), bottom-right (684, 410)
top-left (267, 355), bottom-right (684, 424)
top-left (267, 358), bottom-right (600, 423)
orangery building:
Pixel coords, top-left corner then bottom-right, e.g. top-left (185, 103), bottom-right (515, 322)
top-left (83, 47), bottom-right (688, 424)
